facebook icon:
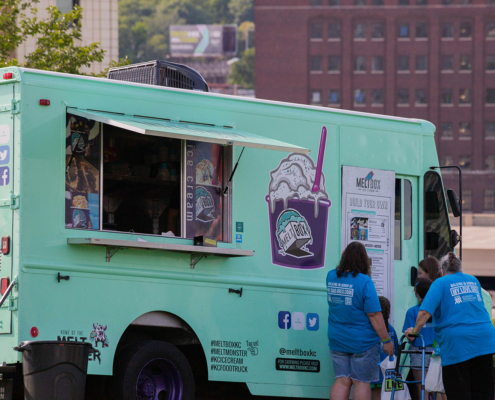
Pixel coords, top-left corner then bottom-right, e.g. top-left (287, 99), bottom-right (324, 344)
top-left (0, 167), bottom-right (9, 186)
top-left (278, 311), bottom-right (291, 330)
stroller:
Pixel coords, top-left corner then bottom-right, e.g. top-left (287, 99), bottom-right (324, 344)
top-left (388, 334), bottom-right (437, 400)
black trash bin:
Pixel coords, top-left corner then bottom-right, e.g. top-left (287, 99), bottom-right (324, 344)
top-left (14, 341), bottom-right (95, 400)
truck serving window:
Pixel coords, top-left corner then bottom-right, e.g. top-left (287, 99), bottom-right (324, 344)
top-left (424, 171), bottom-right (452, 258)
top-left (65, 114), bottom-right (229, 242)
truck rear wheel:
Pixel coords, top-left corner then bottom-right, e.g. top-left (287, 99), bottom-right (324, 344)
top-left (113, 340), bottom-right (195, 400)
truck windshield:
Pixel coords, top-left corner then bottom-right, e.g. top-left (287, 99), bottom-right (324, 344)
top-left (424, 171), bottom-right (452, 259)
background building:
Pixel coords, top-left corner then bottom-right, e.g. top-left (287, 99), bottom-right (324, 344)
top-left (255, 0), bottom-right (495, 213)
top-left (14, 0), bottom-right (118, 74)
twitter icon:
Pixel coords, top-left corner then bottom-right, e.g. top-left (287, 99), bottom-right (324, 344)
top-left (0, 146), bottom-right (10, 165)
top-left (306, 313), bottom-right (319, 331)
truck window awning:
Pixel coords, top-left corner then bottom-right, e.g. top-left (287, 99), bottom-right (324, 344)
top-left (68, 108), bottom-right (310, 154)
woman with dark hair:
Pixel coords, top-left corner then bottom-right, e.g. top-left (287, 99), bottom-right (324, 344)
top-left (418, 256), bottom-right (442, 281)
top-left (327, 242), bottom-right (394, 400)
top-left (405, 252), bottom-right (495, 400)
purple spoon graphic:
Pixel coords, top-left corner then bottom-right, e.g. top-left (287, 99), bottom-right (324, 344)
top-left (312, 126), bottom-right (327, 193)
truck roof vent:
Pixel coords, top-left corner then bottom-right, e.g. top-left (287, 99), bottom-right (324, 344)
top-left (107, 60), bottom-right (209, 92)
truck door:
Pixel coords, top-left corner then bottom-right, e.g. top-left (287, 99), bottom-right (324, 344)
top-left (0, 82), bottom-right (15, 334)
top-left (394, 177), bottom-right (418, 324)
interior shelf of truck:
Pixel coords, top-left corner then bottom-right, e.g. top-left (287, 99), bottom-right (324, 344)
top-left (67, 237), bottom-right (253, 268)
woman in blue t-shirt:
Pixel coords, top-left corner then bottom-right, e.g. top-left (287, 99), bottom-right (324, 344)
top-left (327, 242), bottom-right (394, 400)
top-left (403, 277), bottom-right (436, 400)
top-left (405, 252), bottom-right (495, 400)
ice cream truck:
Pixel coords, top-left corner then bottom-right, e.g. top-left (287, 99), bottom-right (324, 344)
top-left (0, 65), bottom-right (461, 399)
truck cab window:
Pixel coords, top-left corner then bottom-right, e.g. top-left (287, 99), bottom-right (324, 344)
top-left (404, 179), bottom-right (412, 240)
top-left (395, 179), bottom-right (401, 260)
top-left (424, 171), bottom-right (451, 258)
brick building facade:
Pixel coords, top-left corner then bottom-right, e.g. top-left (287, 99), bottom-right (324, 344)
top-left (255, 0), bottom-right (495, 213)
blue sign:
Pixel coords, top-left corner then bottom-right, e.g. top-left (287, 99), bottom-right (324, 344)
top-left (0, 167), bottom-right (10, 186)
top-left (0, 146), bottom-right (10, 165)
top-left (236, 234), bottom-right (242, 243)
top-left (278, 311), bottom-right (291, 330)
top-left (306, 313), bottom-right (319, 331)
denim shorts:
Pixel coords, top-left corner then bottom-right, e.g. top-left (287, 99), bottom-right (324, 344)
top-left (330, 342), bottom-right (381, 383)
top-left (409, 345), bottom-right (434, 370)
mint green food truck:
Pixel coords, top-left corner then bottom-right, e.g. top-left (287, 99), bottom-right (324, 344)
top-left (0, 65), bottom-right (460, 399)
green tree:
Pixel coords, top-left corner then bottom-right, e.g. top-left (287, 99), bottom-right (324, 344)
top-left (230, 47), bottom-right (254, 88)
top-left (0, 0), bottom-right (39, 65)
top-left (229, 0), bottom-right (254, 24)
top-left (21, 6), bottom-right (105, 74)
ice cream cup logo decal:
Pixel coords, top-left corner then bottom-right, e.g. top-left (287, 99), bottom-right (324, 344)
top-left (366, 171), bottom-right (374, 180)
top-left (196, 186), bottom-right (215, 222)
top-left (266, 126), bottom-right (331, 269)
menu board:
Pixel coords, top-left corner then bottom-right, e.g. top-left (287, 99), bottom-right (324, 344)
top-left (185, 141), bottom-right (223, 240)
top-left (65, 114), bottom-right (101, 230)
top-left (341, 166), bottom-right (395, 307)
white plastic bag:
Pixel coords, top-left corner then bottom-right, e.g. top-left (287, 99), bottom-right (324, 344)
top-left (425, 356), bottom-right (445, 393)
top-left (380, 356), bottom-right (412, 400)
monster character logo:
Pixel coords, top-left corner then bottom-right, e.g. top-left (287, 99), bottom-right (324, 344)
top-left (196, 186), bottom-right (215, 222)
top-left (276, 209), bottom-right (313, 258)
top-left (90, 323), bottom-right (109, 348)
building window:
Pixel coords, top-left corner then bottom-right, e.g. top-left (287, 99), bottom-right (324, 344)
top-left (459, 122), bottom-right (471, 138)
top-left (354, 56), bottom-right (366, 71)
top-left (485, 156), bottom-right (495, 170)
top-left (442, 23), bottom-right (454, 38)
top-left (56, 0), bottom-right (78, 14)
top-left (486, 122), bottom-right (495, 138)
top-left (372, 23), bottom-right (384, 38)
top-left (311, 0), bottom-right (323, 5)
top-left (398, 56), bottom-right (410, 71)
top-left (328, 56), bottom-right (341, 72)
top-left (415, 89), bottom-right (427, 104)
top-left (484, 189), bottom-right (495, 211)
top-left (463, 189), bottom-right (472, 212)
top-left (459, 89), bottom-right (472, 104)
top-left (441, 55), bottom-right (454, 71)
top-left (354, 23), bottom-right (366, 38)
top-left (460, 0), bottom-right (472, 3)
top-left (371, 56), bottom-right (384, 72)
top-left (416, 55), bottom-right (428, 71)
top-left (416, 0), bottom-right (427, 4)
top-left (416, 22), bottom-right (428, 38)
top-left (310, 56), bottom-right (322, 72)
top-left (311, 23), bottom-right (323, 39)
top-left (354, 89), bottom-right (366, 105)
top-left (372, 0), bottom-right (384, 5)
top-left (460, 55), bottom-right (472, 71)
top-left (441, 122), bottom-right (453, 138)
top-left (487, 22), bottom-right (495, 38)
top-left (442, 0), bottom-right (453, 4)
top-left (442, 155), bottom-right (454, 166)
top-left (398, 89), bottom-right (410, 104)
top-left (328, 23), bottom-right (341, 39)
top-left (328, 0), bottom-right (340, 5)
top-left (329, 90), bottom-right (340, 105)
top-left (398, 24), bottom-right (410, 38)
top-left (355, 0), bottom-right (366, 5)
top-left (459, 155), bottom-right (471, 170)
top-left (399, 0), bottom-right (410, 5)
top-left (460, 22), bottom-right (472, 38)
top-left (487, 89), bottom-right (495, 104)
top-left (486, 55), bottom-right (495, 70)
top-left (311, 91), bottom-right (321, 104)
top-left (441, 89), bottom-right (453, 104)
top-left (372, 89), bottom-right (384, 105)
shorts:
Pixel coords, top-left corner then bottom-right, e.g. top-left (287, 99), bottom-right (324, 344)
top-left (410, 345), bottom-right (434, 370)
top-left (330, 342), bottom-right (381, 383)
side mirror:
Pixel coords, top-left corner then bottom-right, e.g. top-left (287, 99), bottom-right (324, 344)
top-left (447, 189), bottom-right (461, 217)
top-left (450, 229), bottom-right (460, 248)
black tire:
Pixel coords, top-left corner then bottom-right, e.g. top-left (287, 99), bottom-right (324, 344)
top-left (112, 340), bottom-right (195, 400)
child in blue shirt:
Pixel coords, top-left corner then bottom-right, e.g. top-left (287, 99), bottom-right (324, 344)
top-left (402, 277), bottom-right (436, 400)
top-left (371, 296), bottom-right (399, 400)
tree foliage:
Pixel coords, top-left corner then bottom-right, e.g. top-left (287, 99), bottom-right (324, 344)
top-left (119, 0), bottom-right (254, 62)
top-left (230, 47), bottom-right (254, 89)
top-left (0, 0), bottom-right (127, 74)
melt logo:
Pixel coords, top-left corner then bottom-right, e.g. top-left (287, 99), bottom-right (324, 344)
top-left (278, 311), bottom-right (291, 330)
top-left (292, 312), bottom-right (305, 330)
top-left (306, 313), bottom-right (319, 331)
